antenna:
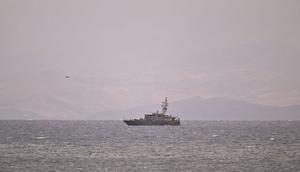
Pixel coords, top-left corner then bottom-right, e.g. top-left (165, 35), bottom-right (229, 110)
top-left (161, 97), bottom-right (168, 115)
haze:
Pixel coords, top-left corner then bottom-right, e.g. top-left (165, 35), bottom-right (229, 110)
top-left (1, 0), bottom-right (300, 119)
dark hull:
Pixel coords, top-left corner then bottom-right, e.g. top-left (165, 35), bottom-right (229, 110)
top-left (123, 119), bottom-right (180, 126)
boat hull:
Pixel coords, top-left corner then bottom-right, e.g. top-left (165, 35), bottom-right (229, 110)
top-left (123, 119), bottom-right (180, 126)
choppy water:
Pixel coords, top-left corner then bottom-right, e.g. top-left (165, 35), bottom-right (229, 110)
top-left (0, 120), bottom-right (300, 172)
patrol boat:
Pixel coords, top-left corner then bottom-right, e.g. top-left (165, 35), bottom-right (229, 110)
top-left (123, 97), bottom-right (180, 126)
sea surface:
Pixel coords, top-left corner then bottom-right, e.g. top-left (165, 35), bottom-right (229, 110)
top-left (0, 120), bottom-right (300, 172)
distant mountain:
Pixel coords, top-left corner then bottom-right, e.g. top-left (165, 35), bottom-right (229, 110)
top-left (0, 108), bottom-right (40, 120)
top-left (0, 94), bottom-right (88, 120)
top-left (92, 97), bottom-right (300, 120)
top-left (1, 96), bottom-right (300, 120)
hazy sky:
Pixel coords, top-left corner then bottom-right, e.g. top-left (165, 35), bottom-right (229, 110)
top-left (1, 0), bottom-right (300, 116)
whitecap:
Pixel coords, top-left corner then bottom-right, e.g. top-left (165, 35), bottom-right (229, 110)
top-left (36, 136), bottom-right (47, 140)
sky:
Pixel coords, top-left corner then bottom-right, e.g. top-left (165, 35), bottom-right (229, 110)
top-left (1, 0), bottom-right (300, 117)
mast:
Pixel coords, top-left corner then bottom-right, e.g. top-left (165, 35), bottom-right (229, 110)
top-left (161, 97), bottom-right (168, 115)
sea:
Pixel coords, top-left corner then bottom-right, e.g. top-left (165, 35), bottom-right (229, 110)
top-left (0, 120), bottom-right (299, 172)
